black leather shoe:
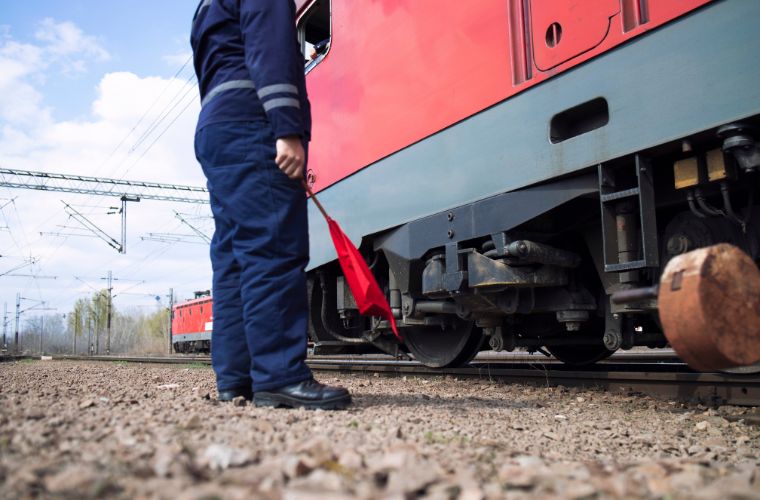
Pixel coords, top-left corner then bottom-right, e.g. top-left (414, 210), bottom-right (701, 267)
top-left (254, 378), bottom-right (351, 410)
top-left (218, 387), bottom-right (253, 402)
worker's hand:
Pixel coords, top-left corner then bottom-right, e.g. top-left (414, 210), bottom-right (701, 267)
top-left (275, 136), bottom-right (305, 180)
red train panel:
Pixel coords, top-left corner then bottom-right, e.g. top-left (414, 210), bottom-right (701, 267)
top-left (172, 297), bottom-right (213, 338)
top-left (299, 0), bottom-right (713, 193)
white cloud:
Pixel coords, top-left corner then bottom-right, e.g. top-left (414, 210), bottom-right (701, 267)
top-left (0, 41), bottom-right (44, 83)
top-left (0, 18), bottom-right (110, 127)
top-left (35, 18), bottom-right (110, 74)
top-left (0, 20), bottom-right (210, 318)
top-left (0, 40), bottom-right (51, 129)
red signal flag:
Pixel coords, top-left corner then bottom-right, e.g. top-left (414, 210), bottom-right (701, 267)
top-left (305, 183), bottom-right (401, 341)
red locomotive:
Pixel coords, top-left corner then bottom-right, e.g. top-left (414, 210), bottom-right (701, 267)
top-left (177, 1), bottom-right (760, 369)
top-left (171, 291), bottom-right (212, 353)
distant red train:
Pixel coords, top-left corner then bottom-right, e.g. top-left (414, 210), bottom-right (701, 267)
top-left (175, 1), bottom-right (760, 368)
top-left (171, 292), bottom-right (212, 353)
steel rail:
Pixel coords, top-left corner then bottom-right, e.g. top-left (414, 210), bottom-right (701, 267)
top-left (2, 352), bottom-right (758, 406)
top-left (1, 350), bottom-right (682, 365)
top-left (307, 359), bottom-right (760, 406)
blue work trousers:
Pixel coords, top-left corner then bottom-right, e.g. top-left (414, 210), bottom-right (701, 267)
top-left (195, 119), bottom-right (312, 392)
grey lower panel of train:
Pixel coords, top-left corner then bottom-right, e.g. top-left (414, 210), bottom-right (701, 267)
top-left (307, 0), bottom-right (760, 270)
top-left (173, 332), bottom-right (211, 343)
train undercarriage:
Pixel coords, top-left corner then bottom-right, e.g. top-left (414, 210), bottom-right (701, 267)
top-left (307, 120), bottom-right (760, 369)
top-left (172, 340), bottom-right (210, 354)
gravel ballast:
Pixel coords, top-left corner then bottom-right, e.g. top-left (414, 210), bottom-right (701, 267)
top-left (1, 360), bottom-right (760, 499)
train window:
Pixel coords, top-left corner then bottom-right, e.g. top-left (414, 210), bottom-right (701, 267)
top-left (298, 0), bottom-right (331, 72)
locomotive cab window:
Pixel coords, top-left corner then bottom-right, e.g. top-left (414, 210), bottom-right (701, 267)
top-left (299, 0), bottom-right (331, 72)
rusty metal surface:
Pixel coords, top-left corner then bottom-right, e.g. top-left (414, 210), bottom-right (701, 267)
top-left (659, 244), bottom-right (760, 371)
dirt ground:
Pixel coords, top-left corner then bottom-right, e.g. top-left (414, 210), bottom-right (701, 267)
top-left (1, 360), bottom-right (760, 499)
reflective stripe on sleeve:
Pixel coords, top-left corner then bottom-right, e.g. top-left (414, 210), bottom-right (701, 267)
top-left (257, 84), bottom-right (299, 99)
top-left (262, 97), bottom-right (301, 112)
top-left (201, 79), bottom-right (256, 108)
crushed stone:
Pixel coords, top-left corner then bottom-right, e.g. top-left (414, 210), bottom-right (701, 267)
top-left (1, 360), bottom-right (760, 499)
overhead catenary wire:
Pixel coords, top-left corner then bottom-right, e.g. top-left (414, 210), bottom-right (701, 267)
top-left (126, 73), bottom-right (197, 156)
top-left (0, 199), bottom-right (25, 256)
top-left (117, 87), bottom-right (199, 181)
top-left (82, 73), bottom-right (199, 204)
top-left (78, 215), bottom-right (205, 295)
top-left (89, 55), bottom-right (194, 180)
top-left (0, 54), bottom-right (205, 316)
top-left (49, 199), bottom-right (209, 308)
top-left (78, 71), bottom-right (200, 239)
top-left (27, 72), bottom-right (195, 246)
top-left (0, 56), bottom-right (195, 282)
top-left (71, 57), bottom-right (199, 215)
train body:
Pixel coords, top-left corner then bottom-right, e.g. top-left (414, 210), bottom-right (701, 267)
top-left (298, 0), bottom-right (760, 367)
top-left (176, 1), bottom-right (760, 365)
top-left (298, 0), bottom-right (712, 195)
top-left (171, 294), bottom-right (212, 353)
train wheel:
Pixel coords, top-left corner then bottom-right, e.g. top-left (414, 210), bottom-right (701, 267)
top-left (523, 314), bottom-right (612, 366)
top-left (720, 363), bottom-right (760, 375)
top-left (404, 320), bottom-right (484, 368)
top-left (547, 345), bottom-right (612, 366)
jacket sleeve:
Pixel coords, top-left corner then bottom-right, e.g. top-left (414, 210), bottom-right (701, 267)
top-left (239, 0), bottom-right (305, 139)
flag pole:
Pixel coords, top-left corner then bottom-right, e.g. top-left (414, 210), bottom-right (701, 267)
top-left (302, 181), bottom-right (330, 221)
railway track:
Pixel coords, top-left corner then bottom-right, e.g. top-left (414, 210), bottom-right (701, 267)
top-left (2, 351), bottom-right (759, 406)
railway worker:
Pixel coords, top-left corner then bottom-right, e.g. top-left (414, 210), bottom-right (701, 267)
top-left (310, 39), bottom-right (330, 61)
top-left (191, 0), bottom-right (351, 410)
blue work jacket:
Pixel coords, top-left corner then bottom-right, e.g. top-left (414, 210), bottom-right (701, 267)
top-left (191, 0), bottom-right (311, 140)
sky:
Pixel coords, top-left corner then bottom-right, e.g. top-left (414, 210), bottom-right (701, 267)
top-left (0, 1), bottom-right (213, 332)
